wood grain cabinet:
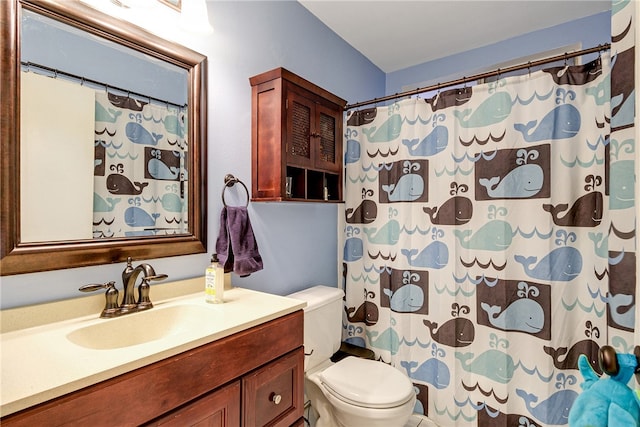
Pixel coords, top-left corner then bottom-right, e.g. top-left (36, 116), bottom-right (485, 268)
top-left (250, 68), bottom-right (346, 202)
top-left (1, 311), bottom-right (304, 427)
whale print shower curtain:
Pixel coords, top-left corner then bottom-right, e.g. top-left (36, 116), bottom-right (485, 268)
top-left (93, 92), bottom-right (189, 238)
top-left (342, 4), bottom-right (636, 421)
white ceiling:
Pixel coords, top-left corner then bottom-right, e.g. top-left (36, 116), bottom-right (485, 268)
top-left (298, 1), bottom-right (611, 73)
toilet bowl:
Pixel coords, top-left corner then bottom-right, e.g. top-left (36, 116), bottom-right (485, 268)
top-left (288, 286), bottom-right (416, 427)
top-left (307, 356), bottom-right (416, 427)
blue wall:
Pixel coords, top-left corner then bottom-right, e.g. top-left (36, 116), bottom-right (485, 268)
top-left (386, 12), bottom-right (611, 95)
top-left (0, 1), bottom-right (383, 309)
top-left (0, 2), bottom-right (610, 309)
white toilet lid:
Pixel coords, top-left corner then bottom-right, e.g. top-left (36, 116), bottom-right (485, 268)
top-left (319, 357), bottom-right (413, 408)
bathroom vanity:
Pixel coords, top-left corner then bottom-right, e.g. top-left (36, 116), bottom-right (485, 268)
top-left (0, 279), bottom-right (306, 426)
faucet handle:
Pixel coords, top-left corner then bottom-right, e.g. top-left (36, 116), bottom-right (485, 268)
top-left (144, 273), bottom-right (168, 281)
top-left (79, 281), bottom-right (120, 318)
top-left (137, 278), bottom-right (153, 311)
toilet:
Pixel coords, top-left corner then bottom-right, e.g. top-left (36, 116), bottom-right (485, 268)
top-left (288, 285), bottom-right (416, 427)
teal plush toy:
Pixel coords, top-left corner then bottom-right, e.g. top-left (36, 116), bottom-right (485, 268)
top-left (568, 345), bottom-right (640, 427)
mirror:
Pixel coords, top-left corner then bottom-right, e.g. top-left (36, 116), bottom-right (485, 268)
top-left (1, 0), bottom-right (208, 275)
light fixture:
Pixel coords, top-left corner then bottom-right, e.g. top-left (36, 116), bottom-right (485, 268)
top-left (179, 0), bottom-right (213, 34)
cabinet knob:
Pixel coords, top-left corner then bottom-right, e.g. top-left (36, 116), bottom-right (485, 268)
top-left (270, 393), bottom-right (282, 405)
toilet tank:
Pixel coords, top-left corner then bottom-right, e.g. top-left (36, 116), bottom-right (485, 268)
top-left (287, 285), bottom-right (344, 371)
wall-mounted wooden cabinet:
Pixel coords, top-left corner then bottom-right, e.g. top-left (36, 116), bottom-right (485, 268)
top-left (250, 68), bottom-right (346, 202)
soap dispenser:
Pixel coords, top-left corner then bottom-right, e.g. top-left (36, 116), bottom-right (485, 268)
top-left (205, 254), bottom-right (224, 303)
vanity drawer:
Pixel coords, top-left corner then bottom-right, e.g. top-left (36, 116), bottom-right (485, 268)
top-left (242, 348), bottom-right (304, 427)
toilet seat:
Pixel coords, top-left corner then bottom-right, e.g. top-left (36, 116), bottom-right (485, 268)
top-left (318, 356), bottom-right (414, 409)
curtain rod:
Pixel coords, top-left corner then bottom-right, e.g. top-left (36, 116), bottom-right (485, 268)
top-left (345, 43), bottom-right (611, 110)
top-left (20, 60), bottom-right (187, 109)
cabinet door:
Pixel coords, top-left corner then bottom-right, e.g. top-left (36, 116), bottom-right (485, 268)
top-left (286, 91), bottom-right (314, 169)
top-left (150, 381), bottom-right (241, 427)
top-left (242, 348), bottom-right (304, 427)
top-left (313, 103), bottom-right (341, 173)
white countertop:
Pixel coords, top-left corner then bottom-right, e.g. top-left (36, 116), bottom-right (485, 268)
top-left (0, 279), bottom-right (305, 417)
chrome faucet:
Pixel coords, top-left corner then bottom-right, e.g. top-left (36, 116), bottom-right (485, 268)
top-left (79, 257), bottom-right (168, 318)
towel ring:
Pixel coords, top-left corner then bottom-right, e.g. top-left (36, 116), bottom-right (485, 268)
top-left (222, 174), bottom-right (249, 207)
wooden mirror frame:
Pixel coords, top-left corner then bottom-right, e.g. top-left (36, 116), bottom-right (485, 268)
top-left (0, 0), bottom-right (208, 276)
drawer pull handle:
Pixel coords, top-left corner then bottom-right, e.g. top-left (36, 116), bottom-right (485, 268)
top-left (270, 393), bottom-right (282, 405)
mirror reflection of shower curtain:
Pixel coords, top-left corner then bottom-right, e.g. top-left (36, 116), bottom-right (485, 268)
top-left (93, 91), bottom-right (188, 238)
top-left (341, 50), bottom-right (637, 426)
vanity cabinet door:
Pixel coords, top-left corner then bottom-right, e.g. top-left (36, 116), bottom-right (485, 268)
top-left (150, 381), bottom-right (240, 427)
top-left (242, 348), bottom-right (304, 427)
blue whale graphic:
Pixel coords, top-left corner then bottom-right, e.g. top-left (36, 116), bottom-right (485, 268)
top-left (610, 160), bottom-right (635, 210)
top-left (608, 293), bottom-right (635, 329)
top-left (481, 298), bottom-right (545, 333)
top-left (148, 158), bottom-right (180, 180)
top-left (93, 193), bottom-right (120, 212)
top-left (126, 122), bottom-right (163, 146)
top-left (124, 207), bottom-right (160, 227)
top-left (343, 237), bottom-right (364, 262)
top-left (478, 163), bottom-right (544, 198)
top-left (382, 173), bottom-right (425, 202)
top-left (366, 328), bottom-right (401, 354)
top-left (163, 114), bottom-right (185, 138)
top-left (363, 220), bottom-right (400, 245)
top-left (456, 349), bottom-right (516, 383)
top-left (362, 114), bottom-right (403, 142)
top-left (515, 247), bottom-right (583, 282)
top-left (401, 241), bottom-right (449, 269)
top-left (453, 92), bottom-right (513, 128)
top-left (454, 220), bottom-right (513, 251)
top-left (344, 139), bottom-right (361, 164)
top-left (516, 388), bottom-right (578, 425)
top-left (161, 193), bottom-right (183, 212)
top-left (514, 104), bottom-right (581, 142)
top-left (401, 126), bottom-right (448, 156)
top-left (401, 358), bottom-right (450, 389)
top-left (383, 283), bottom-right (424, 312)
top-left (95, 101), bottom-right (122, 123)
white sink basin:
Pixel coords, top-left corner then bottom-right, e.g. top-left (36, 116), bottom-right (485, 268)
top-left (66, 304), bottom-right (213, 350)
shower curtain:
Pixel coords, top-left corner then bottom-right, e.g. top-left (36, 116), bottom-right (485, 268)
top-left (342, 5), bottom-right (637, 420)
top-left (93, 92), bottom-right (189, 238)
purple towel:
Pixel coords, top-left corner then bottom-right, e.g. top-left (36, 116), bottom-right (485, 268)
top-left (215, 206), bottom-right (263, 277)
